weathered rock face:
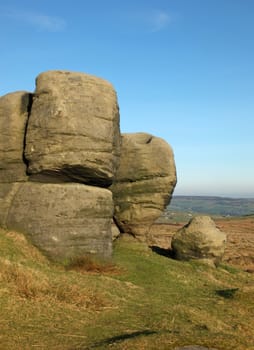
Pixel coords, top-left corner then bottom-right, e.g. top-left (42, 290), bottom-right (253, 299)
top-left (0, 70), bottom-right (177, 262)
top-left (0, 183), bottom-right (23, 226)
top-left (24, 70), bottom-right (121, 187)
top-left (171, 216), bottom-right (227, 266)
top-left (0, 71), bottom-right (122, 262)
top-left (111, 220), bottom-right (121, 241)
top-left (111, 133), bottom-right (177, 241)
top-left (0, 91), bottom-right (31, 183)
top-left (4, 182), bottom-right (113, 262)
top-left (147, 223), bottom-right (175, 249)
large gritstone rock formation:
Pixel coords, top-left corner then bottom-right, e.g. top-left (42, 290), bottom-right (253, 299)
top-left (0, 70), bottom-right (177, 262)
top-left (171, 216), bottom-right (227, 266)
top-left (111, 133), bottom-right (177, 242)
top-left (25, 70), bottom-right (121, 187)
top-left (0, 70), bottom-right (121, 262)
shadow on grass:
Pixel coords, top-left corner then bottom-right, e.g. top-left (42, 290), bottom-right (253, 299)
top-left (150, 245), bottom-right (175, 259)
top-left (215, 288), bottom-right (239, 299)
top-left (72, 330), bottom-right (159, 349)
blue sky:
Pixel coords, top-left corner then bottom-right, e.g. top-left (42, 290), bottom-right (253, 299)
top-left (1, 0), bottom-right (253, 197)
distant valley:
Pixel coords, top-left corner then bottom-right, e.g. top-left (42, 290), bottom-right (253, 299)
top-left (167, 195), bottom-right (254, 217)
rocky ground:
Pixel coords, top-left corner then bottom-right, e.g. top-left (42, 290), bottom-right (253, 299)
top-left (149, 215), bottom-right (254, 273)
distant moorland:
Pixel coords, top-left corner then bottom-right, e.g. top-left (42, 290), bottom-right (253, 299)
top-left (168, 195), bottom-right (254, 217)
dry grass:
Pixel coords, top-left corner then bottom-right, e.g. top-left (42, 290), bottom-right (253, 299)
top-left (0, 258), bottom-right (108, 311)
top-left (0, 259), bottom-right (50, 299)
top-left (216, 216), bottom-right (254, 271)
top-left (1, 222), bottom-right (254, 350)
top-left (5, 230), bottom-right (48, 263)
top-left (65, 255), bottom-right (123, 275)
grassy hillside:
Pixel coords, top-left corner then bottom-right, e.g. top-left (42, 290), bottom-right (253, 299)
top-left (0, 228), bottom-right (254, 349)
top-left (168, 196), bottom-right (254, 217)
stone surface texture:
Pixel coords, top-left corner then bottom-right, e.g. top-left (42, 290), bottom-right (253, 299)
top-left (5, 182), bottom-right (113, 262)
top-left (0, 183), bottom-right (23, 227)
top-left (24, 70), bottom-right (121, 187)
top-left (147, 223), bottom-right (174, 249)
top-left (171, 216), bottom-right (227, 265)
top-left (0, 71), bottom-right (177, 262)
top-left (111, 132), bottom-right (177, 241)
top-left (0, 91), bottom-right (31, 183)
top-left (111, 220), bottom-right (121, 241)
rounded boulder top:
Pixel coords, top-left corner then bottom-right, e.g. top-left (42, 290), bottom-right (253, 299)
top-left (24, 70), bottom-right (121, 186)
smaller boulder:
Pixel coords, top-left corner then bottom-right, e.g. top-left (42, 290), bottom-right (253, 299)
top-left (171, 216), bottom-right (226, 266)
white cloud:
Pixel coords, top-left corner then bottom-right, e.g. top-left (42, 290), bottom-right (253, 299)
top-left (128, 9), bottom-right (172, 33)
top-left (4, 9), bottom-right (66, 32)
top-left (150, 10), bottom-right (171, 32)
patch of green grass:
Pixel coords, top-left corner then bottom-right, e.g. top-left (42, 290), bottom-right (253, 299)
top-left (0, 228), bottom-right (254, 349)
top-left (218, 263), bottom-right (240, 274)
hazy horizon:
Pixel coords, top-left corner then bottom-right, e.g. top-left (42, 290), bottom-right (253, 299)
top-left (173, 182), bottom-right (254, 198)
top-left (173, 192), bottom-right (254, 199)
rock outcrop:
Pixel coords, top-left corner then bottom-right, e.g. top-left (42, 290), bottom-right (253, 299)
top-left (111, 133), bottom-right (177, 241)
top-left (25, 71), bottom-right (121, 186)
top-left (0, 91), bottom-right (31, 183)
top-left (0, 70), bottom-right (122, 262)
top-left (0, 70), bottom-right (177, 262)
top-left (171, 216), bottom-right (227, 266)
